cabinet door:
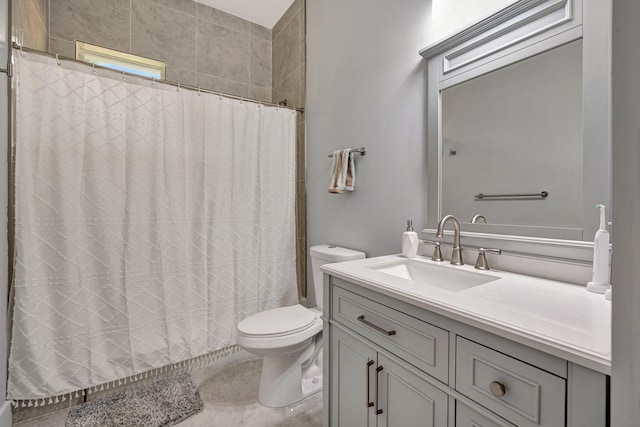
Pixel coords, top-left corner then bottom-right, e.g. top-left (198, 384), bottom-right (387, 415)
top-left (376, 353), bottom-right (448, 427)
top-left (331, 326), bottom-right (377, 427)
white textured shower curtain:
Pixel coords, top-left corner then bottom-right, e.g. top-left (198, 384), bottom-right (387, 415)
top-left (8, 52), bottom-right (298, 400)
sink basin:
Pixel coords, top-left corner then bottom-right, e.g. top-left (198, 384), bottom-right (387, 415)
top-left (368, 259), bottom-right (500, 292)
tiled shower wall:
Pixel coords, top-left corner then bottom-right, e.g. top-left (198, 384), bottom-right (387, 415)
top-left (15, 0), bottom-right (274, 101)
top-left (272, 0), bottom-right (307, 300)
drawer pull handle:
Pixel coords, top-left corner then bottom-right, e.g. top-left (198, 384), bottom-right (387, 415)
top-left (489, 381), bottom-right (506, 397)
top-left (357, 315), bottom-right (397, 336)
top-left (365, 360), bottom-right (374, 408)
top-left (375, 365), bottom-right (384, 415)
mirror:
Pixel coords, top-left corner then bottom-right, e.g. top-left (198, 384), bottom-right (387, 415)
top-left (421, 0), bottom-right (611, 257)
top-left (425, 33), bottom-right (612, 244)
top-left (440, 40), bottom-right (594, 240)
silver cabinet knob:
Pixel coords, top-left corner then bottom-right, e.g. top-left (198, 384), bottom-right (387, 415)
top-left (489, 381), bottom-right (506, 397)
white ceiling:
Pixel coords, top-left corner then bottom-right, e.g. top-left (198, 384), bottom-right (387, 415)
top-left (197, 0), bottom-right (295, 29)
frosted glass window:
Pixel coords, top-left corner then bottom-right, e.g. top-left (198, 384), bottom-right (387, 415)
top-left (75, 41), bottom-right (165, 79)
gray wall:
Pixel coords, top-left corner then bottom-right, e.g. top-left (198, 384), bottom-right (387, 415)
top-left (306, 0), bottom-right (430, 300)
top-left (46, 0), bottom-right (273, 101)
top-left (611, 0), bottom-right (640, 423)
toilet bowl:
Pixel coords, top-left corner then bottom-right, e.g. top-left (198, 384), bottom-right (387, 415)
top-left (236, 245), bottom-right (365, 408)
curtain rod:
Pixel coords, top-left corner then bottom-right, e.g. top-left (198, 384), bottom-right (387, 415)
top-left (10, 42), bottom-right (304, 114)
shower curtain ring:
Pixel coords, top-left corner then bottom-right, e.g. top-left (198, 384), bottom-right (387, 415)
top-left (55, 54), bottom-right (61, 67)
top-left (19, 44), bottom-right (25, 57)
top-left (91, 64), bottom-right (96, 75)
top-left (177, 83), bottom-right (181, 92)
top-left (122, 71), bottom-right (126, 81)
top-left (151, 77), bottom-right (155, 86)
top-left (197, 87), bottom-right (201, 96)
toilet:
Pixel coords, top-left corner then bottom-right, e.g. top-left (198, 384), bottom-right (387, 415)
top-left (237, 244), bottom-right (365, 408)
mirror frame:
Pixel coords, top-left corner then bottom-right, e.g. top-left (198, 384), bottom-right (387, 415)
top-left (419, 0), bottom-right (611, 262)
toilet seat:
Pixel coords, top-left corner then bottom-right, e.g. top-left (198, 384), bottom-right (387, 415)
top-left (238, 304), bottom-right (317, 338)
top-left (237, 305), bottom-right (323, 352)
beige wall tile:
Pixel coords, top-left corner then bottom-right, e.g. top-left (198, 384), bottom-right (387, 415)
top-left (48, 0), bottom-right (272, 105)
top-left (197, 19), bottom-right (250, 83)
top-left (49, 37), bottom-right (76, 57)
top-left (299, 0), bottom-right (306, 66)
top-left (50, 0), bottom-right (130, 53)
top-left (249, 86), bottom-right (272, 103)
top-left (250, 38), bottom-right (272, 89)
top-left (196, 73), bottom-right (250, 98)
top-left (272, 16), bottom-right (299, 86)
top-left (273, 0), bottom-right (299, 39)
top-left (131, 0), bottom-right (197, 70)
top-left (166, 66), bottom-right (197, 86)
top-left (196, 3), bottom-right (250, 34)
top-left (149, 0), bottom-right (196, 16)
top-left (250, 23), bottom-right (271, 42)
top-left (273, 65), bottom-right (301, 108)
top-left (296, 133), bottom-right (306, 182)
top-left (299, 64), bottom-right (306, 106)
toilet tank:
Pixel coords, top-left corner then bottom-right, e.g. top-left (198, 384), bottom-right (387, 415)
top-left (309, 245), bottom-right (365, 309)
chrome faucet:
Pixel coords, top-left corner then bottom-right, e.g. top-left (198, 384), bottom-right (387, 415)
top-left (471, 214), bottom-right (487, 224)
top-left (436, 214), bottom-right (463, 265)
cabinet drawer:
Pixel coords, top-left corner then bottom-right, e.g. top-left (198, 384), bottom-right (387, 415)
top-left (332, 285), bottom-right (449, 383)
top-left (456, 337), bottom-right (565, 427)
top-left (456, 402), bottom-right (515, 427)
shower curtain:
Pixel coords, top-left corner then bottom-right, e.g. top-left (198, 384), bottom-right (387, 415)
top-left (8, 52), bottom-right (298, 401)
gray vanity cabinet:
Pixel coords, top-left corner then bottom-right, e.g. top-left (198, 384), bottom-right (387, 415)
top-left (376, 353), bottom-right (448, 426)
top-left (329, 326), bottom-right (376, 427)
top-left (323, 275), bottom-right (609, 427)
top-left (330, 325), bottom-right (448, 427)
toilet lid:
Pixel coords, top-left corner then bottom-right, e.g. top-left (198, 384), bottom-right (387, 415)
top-left (238, 304), bottom-right (316, 336)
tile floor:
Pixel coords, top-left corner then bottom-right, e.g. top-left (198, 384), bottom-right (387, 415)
top-left (13, 351), bottom-right (323, 427)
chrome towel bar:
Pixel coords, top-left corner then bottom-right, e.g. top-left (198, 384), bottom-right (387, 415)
top-left (327, 147), bottom-right (367, 158)
top-left (475, 191), bottom-right (548, 199)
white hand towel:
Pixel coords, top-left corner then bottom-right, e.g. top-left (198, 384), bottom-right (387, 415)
top-left (328, 149), bottom-right (352, 194)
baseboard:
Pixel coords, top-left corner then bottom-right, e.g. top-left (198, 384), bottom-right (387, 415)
top-left (0, 401), bottom-right (12, 427)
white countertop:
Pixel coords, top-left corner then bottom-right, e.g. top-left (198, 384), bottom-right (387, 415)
top-left (321, 254), bottom-right (611, 375)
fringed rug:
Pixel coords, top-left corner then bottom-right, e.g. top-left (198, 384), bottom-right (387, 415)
top-left (66, 374), bottom-right (203, 427)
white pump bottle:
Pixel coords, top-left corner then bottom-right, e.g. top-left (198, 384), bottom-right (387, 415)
top-left (586, 204), bottom-right (611, 294)
top-left (402, 220), bottom-right (418, 258)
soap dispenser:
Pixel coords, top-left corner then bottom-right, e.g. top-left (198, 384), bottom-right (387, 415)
top-left (402, 220), bottom-right (418, 258)
top-left (587, 204), bottom-right (611, 294)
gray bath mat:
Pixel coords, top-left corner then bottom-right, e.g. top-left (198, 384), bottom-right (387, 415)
top-left (66, 373), bottom-right (203, 427)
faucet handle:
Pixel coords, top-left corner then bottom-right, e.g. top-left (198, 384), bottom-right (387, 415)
top-left (475, 248), bottom-right (501, 270)
top-left (421, 240), bottom-right (444, 262)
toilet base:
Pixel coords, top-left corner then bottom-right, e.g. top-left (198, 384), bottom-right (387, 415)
top-left (257, 339), bottom-right (323, 408)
